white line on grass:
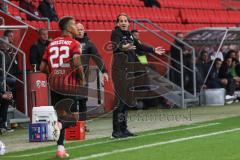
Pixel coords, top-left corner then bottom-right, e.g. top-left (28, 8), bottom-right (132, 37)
top-left (72, 128), bottom-right (240, 160)
top-left (4, 122), bottom-right (220, 158)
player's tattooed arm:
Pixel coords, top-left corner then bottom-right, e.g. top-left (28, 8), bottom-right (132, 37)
top-left (73, 53), bottom-right (86, 86)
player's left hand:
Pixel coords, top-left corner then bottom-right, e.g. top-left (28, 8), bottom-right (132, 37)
top-left (155, 46), bottom-right (165, 55)
top-left (101, 73), bottom-right (109, 87)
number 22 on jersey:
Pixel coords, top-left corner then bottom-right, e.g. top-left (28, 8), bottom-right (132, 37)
top-left (49, 46), bottom-right (70, 68)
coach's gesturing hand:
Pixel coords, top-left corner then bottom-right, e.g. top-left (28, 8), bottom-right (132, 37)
top-left (154, 46), bottom-right (165, 55)
top-left (122, 43), bottom-right (136, 51)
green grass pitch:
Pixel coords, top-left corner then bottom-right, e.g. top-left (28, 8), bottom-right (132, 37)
top-left (2, 116), bottom-right (240, 160)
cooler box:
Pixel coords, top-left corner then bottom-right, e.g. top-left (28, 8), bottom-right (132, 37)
top-left (65, 121), bottom-right (85, 141)
top-left (200, 88), bottom-right (225, 106)
top-left (32, 106), bottom-right (58, 141)
top-left (29, 123), bottom-right (48, 142)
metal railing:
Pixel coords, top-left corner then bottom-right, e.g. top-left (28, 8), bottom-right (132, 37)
top-left (201, 28), bottom-right (228, 91)
top-left (132, 19), bottom-right (197, 108)
top-left (0, 25), bottom-right (29, 116)
top-left (3, 0), bottom-right (50, 29)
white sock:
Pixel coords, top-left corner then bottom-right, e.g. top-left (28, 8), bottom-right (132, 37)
top-left (57, 145), bottom-right (65, 152)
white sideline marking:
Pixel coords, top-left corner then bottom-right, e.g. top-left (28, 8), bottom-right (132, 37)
top-left (72, 128), bottom-right (240, 160)
top-left (5, 123), bottom-right (220, 158)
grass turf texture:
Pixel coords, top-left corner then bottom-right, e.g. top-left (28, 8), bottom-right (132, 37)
top-left (2, 116), bottom-right (240, 160)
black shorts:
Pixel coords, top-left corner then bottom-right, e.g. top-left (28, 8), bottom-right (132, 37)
top-left (51, 91), bottom-right (79, 113)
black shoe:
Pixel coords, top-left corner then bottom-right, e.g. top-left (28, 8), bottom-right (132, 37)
top-left (122, 129), bottom-right (137, 137)
top-left (111, 131), bottom-right (128, 139)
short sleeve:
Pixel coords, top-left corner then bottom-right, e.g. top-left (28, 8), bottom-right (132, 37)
top-left (72, 42), bottom-right (81, 56)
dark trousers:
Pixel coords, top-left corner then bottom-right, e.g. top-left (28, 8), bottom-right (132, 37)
top-left (111, 55), bottom-right (129, 133)
top-left (207, 80), bottom-right (222, 89)
top-left (225, 79), bottom-right (236, 95)
top-left (207, 79), bottom-right (236, 95)
top-left (112, 98), bottom-right (128, 133)
top-left (0, 99), bottom-right (10, 127)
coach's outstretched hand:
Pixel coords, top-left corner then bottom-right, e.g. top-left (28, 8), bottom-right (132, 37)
top-left (155, 46), bottom-right (165, 55)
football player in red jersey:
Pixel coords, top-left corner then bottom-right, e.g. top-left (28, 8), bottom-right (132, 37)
top-left (40, 16), bottom-right (84, 158)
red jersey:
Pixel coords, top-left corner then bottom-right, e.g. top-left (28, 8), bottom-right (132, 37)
top-left (42, 36), bottom-right (82, 95)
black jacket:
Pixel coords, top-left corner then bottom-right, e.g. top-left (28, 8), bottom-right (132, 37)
top-left (208, 66), bottom-right (221, 83)
top-left (111, 27), bottom-right (155, 62)
top-left (30, 39), bottom-right (50, 71)
top-left (219, 64), bottom-right (233, 79)
top-left (0, 49), bottom-right (18, 76)
top-left (38, 0), bottom-right (58, 21)
top-left (76, 34), bottom-right (107, 81)
top-left (196, 60), bottom-right (209, 90)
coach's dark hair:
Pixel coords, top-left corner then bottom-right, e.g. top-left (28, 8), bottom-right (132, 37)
top-left (3, 30), bottom-right (13, 37)
top-left (116, 13), bottom-right (130, 23)
top-left (58, 16), bottom-right (74, 31)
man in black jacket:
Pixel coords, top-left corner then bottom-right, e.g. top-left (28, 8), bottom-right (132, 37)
top-left (207, 58), bottom-right (222, 88)
top-left (0, 85), bottom-right (13, 133)
top-left (30, 28), bottom-right (50, 71)
top-left (38, 0), bottom-right (58, 21)
top-left (0, 37), bottom-right (17, 93)
top-left (196, 50), bottom-right (210, 91)
top-left (219, 56), bottom-right (236, 95)
top-left (0, 36), bottom-right (13, 133)
top-left (75, 23), bottom-right (109, 125)
top-left (111, 13), bottom-right (165, 138)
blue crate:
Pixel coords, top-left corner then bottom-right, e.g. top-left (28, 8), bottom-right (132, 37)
top-left (29, 123), bottom-right (48, 142)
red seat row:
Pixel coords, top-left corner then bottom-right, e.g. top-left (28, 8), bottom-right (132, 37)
top-left (14, 0), bottom-right (224, 10)
top-left (181, 9), bottom-right (240, 24)
top-left (7, 0), bottom-right (239, 32)
top-left (55, 3), bottom-right (180, 23)
top-left (160, 0), bottom-right (223, 10)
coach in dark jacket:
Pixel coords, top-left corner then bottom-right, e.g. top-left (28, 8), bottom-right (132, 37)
top-left (111, 13), bottom-right (165, 138)
top-left (30, 29), bottom-right (50, 71)
top-left (76, 23), bottom-right (109, 122)
top-left (38, 0), bottom-right (58, 21)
